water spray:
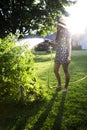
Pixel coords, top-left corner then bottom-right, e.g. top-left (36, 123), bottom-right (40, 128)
top-left (16, 37), bottom-right (44, 50)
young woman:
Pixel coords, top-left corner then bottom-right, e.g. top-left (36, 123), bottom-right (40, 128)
top-left (54, 17), bottom-right (72, 92)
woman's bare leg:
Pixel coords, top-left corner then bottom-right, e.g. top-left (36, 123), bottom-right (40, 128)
top-left (54, 63), bottom-right (61, 87)
top-left (62, 63), bottom-right (70, 89)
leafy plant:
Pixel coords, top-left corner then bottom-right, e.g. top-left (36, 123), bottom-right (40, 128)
top-left (0, 34), bottom-right (46, 101)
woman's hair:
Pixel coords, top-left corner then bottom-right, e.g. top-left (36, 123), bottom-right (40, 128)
top-left (55, 27), bottom-right (66, 41)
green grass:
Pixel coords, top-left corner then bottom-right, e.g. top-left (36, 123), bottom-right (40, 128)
top-left (34, 50), bottom-right (87, 88)
top-left (0, 50), bottom-right (87, 130)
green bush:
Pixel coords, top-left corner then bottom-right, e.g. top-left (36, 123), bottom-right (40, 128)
top-left (0, 34), bottom-right (45, 101)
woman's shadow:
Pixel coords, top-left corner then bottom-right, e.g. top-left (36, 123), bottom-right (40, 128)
top-left (32, 89), bottom-right (59, 130)
top-left (52, 92), bottom-right (67, 130)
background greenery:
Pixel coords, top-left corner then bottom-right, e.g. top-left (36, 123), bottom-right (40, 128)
top-left (0, 49), bottom-right (87, 130)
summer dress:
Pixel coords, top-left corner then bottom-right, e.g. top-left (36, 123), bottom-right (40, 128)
top-left (54, 28), bottom-right (71, 64)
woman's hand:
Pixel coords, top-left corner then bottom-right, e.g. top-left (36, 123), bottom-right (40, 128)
top-left (68, 55), bottom-right (71, 61)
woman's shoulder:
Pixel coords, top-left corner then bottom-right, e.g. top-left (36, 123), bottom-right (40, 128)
top-left (65, 29), bottom-right (71, 38)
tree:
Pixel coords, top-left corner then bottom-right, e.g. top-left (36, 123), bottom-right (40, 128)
top-left (0, 0), bottom-right (75, 38)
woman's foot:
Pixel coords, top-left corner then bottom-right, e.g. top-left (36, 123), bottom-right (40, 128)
top-left (61, 88), bottom-right (68, 92)
top-left (56, 85), bottom-right (61, 91)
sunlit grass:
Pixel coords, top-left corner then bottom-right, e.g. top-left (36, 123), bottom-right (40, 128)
top-left (34, 50), bottom-right (87, 88)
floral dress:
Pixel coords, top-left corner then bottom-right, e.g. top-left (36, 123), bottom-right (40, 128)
top-left (54, 28), bottom-right (71, 64)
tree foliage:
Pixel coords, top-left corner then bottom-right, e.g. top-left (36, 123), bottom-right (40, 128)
top-left (0, 0), bottom-right (75, 38)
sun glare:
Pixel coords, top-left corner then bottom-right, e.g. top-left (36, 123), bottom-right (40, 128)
top-left (66, 0), bottom-right (87, 35)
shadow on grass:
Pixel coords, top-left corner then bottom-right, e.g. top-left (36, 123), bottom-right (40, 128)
top-left (0, 90), bottom-right (66, 130)
top-left (52, 92), bottom-right (67, 130)
top-left (0, 100), bottom-right (45, 130)
top-left (32, 89), bottom-right (58, 130)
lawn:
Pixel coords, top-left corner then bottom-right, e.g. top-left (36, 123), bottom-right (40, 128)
top-left (0, 50), bottom-right (87, 130)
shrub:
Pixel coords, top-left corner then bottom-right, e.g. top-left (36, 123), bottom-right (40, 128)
top-left (0, 34), bottom-right (45, 102)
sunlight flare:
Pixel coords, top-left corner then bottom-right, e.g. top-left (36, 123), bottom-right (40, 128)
top-left (65, 0), bottom-right (87, 35)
